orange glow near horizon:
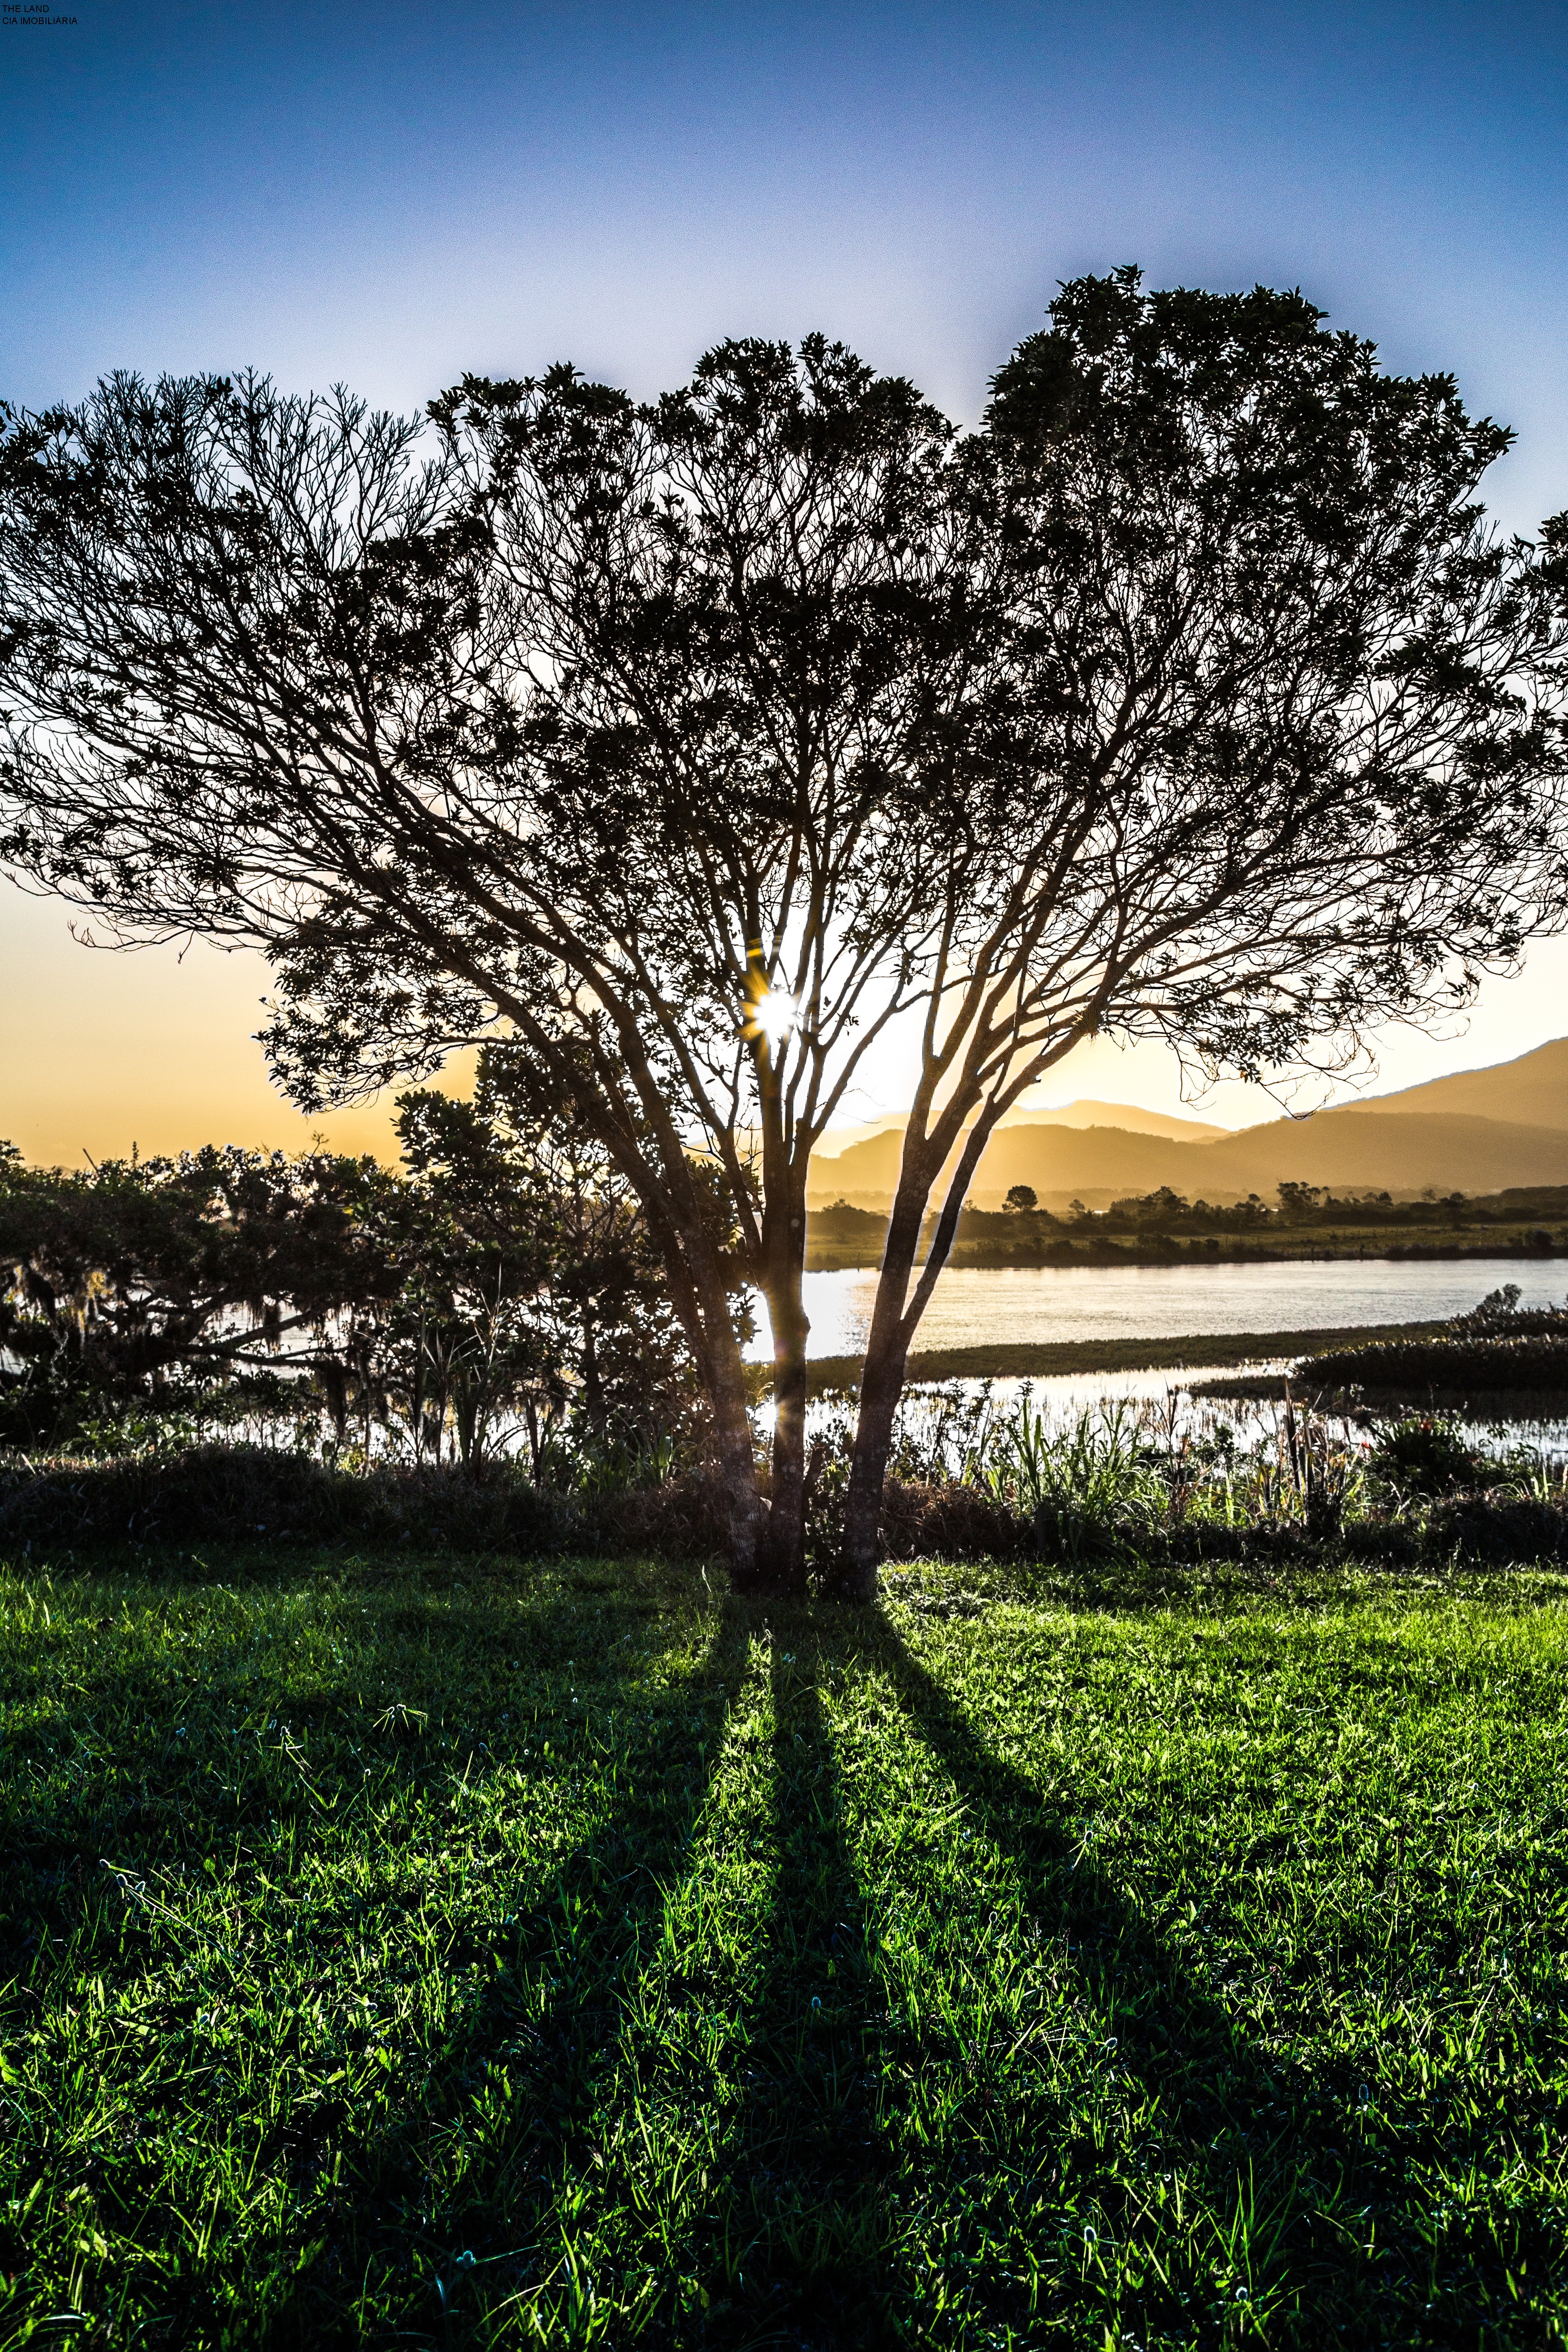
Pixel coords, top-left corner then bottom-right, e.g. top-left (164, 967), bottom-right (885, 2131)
top-left (0, 888), bottom-right (475, 1169)
top-left (5, 880), bottom-right (1568, 1169)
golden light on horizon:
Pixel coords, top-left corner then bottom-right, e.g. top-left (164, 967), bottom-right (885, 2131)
top-left (8, 880), bottom-right (1568, 1170)
top-left (0, 887), bottom-right (475, 1169)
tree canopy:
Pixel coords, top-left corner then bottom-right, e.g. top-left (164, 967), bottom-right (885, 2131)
top-left (3, 271), bottom-right (1566, 1593)
top-left (0, 1071), bottom-right (734, 1469)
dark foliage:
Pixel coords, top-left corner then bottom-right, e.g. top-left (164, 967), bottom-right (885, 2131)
top-left (881, 1478), bottom-right (1027, 1564)
top-left (0, 1054), bottom-right (744, 1472)
top-left (0, 1444), bottom-right (577, 1556)
top-left (0, 1143), bottom-right (406, 1452)
top-left (1367, 1415), bottom-right (1486, 1494)
top-left (1302, 1332), bottom-right (1568, 1398)
top-left (1340, 1519), bottom-right (1423, 1568)
top-left (1426, 1492), bottom-right (1568, 1565)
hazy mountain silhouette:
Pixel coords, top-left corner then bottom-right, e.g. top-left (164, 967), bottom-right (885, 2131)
top-left (994, 1097), bottom-right (1229, 1140)
top-left (812, 1096), bottom-right (1226, 1158)
top-left (1331, 1035), bottom-right (1568, 1129)
top-left (807, 1039), bottom-right (1568, 1210)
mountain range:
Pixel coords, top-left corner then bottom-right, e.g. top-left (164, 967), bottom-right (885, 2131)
top-left (806, 1038), bottom-right (1568, 1211)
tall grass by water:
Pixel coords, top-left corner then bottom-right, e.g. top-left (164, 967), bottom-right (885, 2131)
top-left (6, 1540), bottom-right (1568, 2346)
top-left (861, 1381), bottom-right (1568, 1557)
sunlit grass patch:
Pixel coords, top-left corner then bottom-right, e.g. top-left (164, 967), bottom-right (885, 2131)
top-left (3, 1545), bottom-right (1568, 2345)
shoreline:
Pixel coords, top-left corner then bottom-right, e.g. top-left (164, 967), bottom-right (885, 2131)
top-left (805, 1238), bottom-right (1568, 1274)
top-left (799, 1318), bottom-right (1454, 1393)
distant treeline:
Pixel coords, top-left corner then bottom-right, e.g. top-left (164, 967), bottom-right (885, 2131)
top-left (807, 1183), bottom-right (1568, 1267)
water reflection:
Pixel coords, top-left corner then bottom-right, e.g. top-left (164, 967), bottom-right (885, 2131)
top-left (748, 1257), bottom-right (1567, 1362)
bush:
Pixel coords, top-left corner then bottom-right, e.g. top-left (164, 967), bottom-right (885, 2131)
top-left (1300, 1320), bottom-right (1568, 1401)
top-left (590, 1466), bottom-right (741, 1561)
top-left (1030, 1495), bottom-right (1131, 1563)
top-left (1425, 1494), bottom-right (1568, 1566)
top-left (0, 1445), bottom-right (578, 1556)
top-left (1341, 1518), bottom-right (1421, 1568)
top-left (1367, 1416), bottom-right (1482, 1496)
top-left (881, 1479), bottom-right (1026, 1563)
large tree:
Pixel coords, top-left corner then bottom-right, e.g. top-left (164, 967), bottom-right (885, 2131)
top-left (827, 273), bottom-right (1568, 1588)
top-left (2, 276), bottom-right (1565, 1595)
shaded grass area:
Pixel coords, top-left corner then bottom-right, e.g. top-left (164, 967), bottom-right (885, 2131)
top-left (807, 1318), bottom-right (1451, 1391)
top-left (4, 1544), bottom-right (1568, 2346)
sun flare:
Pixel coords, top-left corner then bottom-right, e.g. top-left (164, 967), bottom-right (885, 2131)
top-left (751, 986), bottom-right (797, 1055)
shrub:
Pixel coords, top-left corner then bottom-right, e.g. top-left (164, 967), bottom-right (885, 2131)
top-left (590, 1465), bottom-right (740, 1560)
top-left (880, 1479), bottom-right (1025, 1563)
top-left (1341, 1519), bottom-right (1422, 1568)
top-left (994, 1396), bottom-right (1164, 1528)
top-left (0, 1444), bottom-right (577, 1556)
top-left (1367, 1416), bottom-right (1483, 1496)
top-left (1030, 1495), bottom-right (1126, 1563)
top-left (1425, 1494), bottom-right (1568, 1566)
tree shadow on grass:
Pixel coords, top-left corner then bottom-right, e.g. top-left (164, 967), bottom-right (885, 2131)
top-left (272, 1595), bottom-right (761, 2346)
top-left (844, 1604), bottom-right (1554, 2350)
top-left (698, 1624), bottom-right (885, 2349)
top-left (428, 1612), bottom-right (884, 2352)
top-left (0, 1549), bottom-right (757, 2350)
top-left (269, 1578), bottom-right (1564, 2351)
top-left (8, 1557), bottom-right (1560, 2349)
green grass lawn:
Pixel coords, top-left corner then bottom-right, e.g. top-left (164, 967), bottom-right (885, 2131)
top-left (4, 1543), bottom-right (1568, 2349)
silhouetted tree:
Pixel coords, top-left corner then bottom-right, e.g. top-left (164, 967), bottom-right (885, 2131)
top-left (3, 276), bottom-right (1567, 1593)
top-left (830, 276), bottom-right (1568, 1591)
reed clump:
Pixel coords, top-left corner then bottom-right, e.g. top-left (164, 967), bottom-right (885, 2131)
top-left (1298, 1283), bottom-right (1568, 1403)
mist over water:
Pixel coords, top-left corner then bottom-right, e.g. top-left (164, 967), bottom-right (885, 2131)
top-left (746, 1257), bottom-right (1568, 1363)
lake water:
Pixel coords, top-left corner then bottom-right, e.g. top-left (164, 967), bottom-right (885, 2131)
top-left (744, 1257), bottom-right (1567, 1363)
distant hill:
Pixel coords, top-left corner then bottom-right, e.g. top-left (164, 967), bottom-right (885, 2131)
top-left (994, 1097), bottom-right (1229, 1142)
top-left (812, 1095), bottom-right (1226, 1160)
top-left (810, 1122), bottom-right (1207, 1208)
top-left (806, 1037), bottom-right (1568, 1211)
top-left (1190, 1109), bottom-right (1568, 1197)
top-left (808, 1081), bottom-right (1568, 1213)
top-left (1338, 1036), bottom-right (1568, 1131)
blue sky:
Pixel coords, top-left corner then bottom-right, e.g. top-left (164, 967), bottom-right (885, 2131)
top-left (8, 1), bottom-right (1568, 506)
top-left (4, 0), bottom-right (1568, 1154)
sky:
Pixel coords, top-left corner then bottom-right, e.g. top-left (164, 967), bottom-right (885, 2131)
top-left (4, 0), bottom-right (1568, 1163)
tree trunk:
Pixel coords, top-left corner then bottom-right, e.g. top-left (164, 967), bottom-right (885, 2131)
top-left (757, 1266), bottom-right (811, 1597)
top-left (687, 1260), bottom-right (767, 1587)
top-left (826, 1183), bottom-right (927, 1601)
top-left (832, 1095), bottom-right (1009, 1599)
top-left (832, 1334), bottom-right (907, 1601)
top-left (710, 1362), bottom-right (766, 1587)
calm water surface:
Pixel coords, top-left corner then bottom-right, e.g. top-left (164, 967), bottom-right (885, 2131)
top-left (746, 1256), bottom-right (1567, 1363)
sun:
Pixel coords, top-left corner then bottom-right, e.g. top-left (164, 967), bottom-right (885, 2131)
top-left (750, 987), bottom-right (797, 1056)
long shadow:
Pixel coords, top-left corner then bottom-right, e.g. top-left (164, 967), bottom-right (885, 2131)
top-left (2, 1551), bottom-right (679, 1959)
top-left (707, 1625), bottom-right (884, 2346)
top-left (845, 1605), bottom-right (1548, 2348)
top-left (1, 1547), bottom-right (756, 2349)
top-left (284, 1594), bottom-right (759, 2345)
top-left (12, 1558), bottom-right (1558, 2347)
top-left (459, 1613), bottom-right (888, 2352)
